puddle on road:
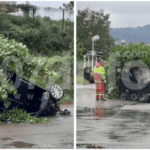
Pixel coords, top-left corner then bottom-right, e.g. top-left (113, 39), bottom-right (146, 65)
top-left (87, 144), bottom-right (104, 149)
top-left (109, 134), bottom-right (125, 140)
top-left (77, 144), bottom-right (104, 149)
top-left (1, 137), bottom-right (13, 141)
top-left (9, 141), bottom-right (35, 148)
top-left (77, 107), bottom-right (117, 118)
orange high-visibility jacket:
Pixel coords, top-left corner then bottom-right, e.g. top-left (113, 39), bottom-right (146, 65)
top-left (94, 62), bottom-right (105, 83)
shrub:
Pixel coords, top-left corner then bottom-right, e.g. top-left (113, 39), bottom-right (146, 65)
top-left (0, 34), bottom-right (58, 102)
top-left (0, 12), bottom-right (73, 57)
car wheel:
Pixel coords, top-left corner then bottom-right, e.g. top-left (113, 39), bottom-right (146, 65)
top-left (47, 84), bottom-right (64, 101)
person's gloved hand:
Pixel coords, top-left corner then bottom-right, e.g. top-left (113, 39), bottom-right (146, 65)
top-left (104, 80), bottom-right (107, 83)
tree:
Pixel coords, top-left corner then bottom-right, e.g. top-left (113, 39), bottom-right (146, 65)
top-left (63, 1), bottom-right (74, 10)
top-left (17, 4), bottom-right (37, 22)
top-left (77, 38), bottom-right (85, 61)
top-left (77, 8), bottom-right (115, 60)
top-left (59, 1), bottom-right (74, 30)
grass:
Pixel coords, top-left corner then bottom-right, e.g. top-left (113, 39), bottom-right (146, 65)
top-left (77, 76), bottom-right (84, 84)
top-left (58, 96), bottom-right (73, 104)
top-left (76, 76), bottom-right (90, 85)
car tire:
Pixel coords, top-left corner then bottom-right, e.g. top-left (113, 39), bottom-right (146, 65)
top-left (47, 84), bottom-right (64, 101)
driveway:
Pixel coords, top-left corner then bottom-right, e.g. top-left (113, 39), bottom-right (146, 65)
top-left (77, 84), bottom-right (150, 149)
top-left (0, 104), bottom-right (74, 149)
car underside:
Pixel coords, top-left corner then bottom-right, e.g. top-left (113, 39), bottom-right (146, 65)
top-left (119, 67), bottom-right (150, 102)
top-left (0, 72), bottom-right (64, 117)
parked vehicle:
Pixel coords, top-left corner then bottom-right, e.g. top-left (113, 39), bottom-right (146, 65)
top-left (119, 67), bottom-right (150, 102)
top-left (84, 67), bottom-right (94, 83)
top-left (0, 71), bottom-right (64, 117)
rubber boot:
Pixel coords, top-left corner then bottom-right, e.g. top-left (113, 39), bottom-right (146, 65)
top-left (96, 95), bottom-right (99, 100)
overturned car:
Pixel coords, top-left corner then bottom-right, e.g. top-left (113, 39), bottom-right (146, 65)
top-left (119, 67), bottom-right (150, 102)
top-left (0, 71), bottom-right (64, 117)
top-left (84, 67), bottom-right (94, 83)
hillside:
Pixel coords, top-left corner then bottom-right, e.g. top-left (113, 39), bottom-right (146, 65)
top-left (110, 25), bottom-right (150, 45)
top-left (0, 12), bottom-right (73, 57)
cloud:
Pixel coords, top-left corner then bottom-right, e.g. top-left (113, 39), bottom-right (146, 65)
top-left (77, 1), bottom-right (150, 28)
top-left (17, 1), bottom-right (69, 8)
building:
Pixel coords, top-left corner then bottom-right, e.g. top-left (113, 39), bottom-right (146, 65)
top-left (4, 1), bottom-right (17, 5)
top-left (0, 1), bottom-right (18, 12)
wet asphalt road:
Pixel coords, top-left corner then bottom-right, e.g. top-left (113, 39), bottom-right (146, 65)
top-left (77, 84), bottom-right (150, 149)
top-left (0, 104), bottom-right (73, 149)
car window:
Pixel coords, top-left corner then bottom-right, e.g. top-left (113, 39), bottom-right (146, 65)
top-left (134, 68), bottom-right (150, 82)
top-left (129, 71), bottom-right (138, 82)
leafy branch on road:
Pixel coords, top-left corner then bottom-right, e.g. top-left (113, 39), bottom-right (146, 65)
top-left (0, 108), bottom-right (49, 124)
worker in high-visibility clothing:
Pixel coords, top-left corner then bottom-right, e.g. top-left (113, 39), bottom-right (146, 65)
top-left (92, 58), bottom-right (106, 101)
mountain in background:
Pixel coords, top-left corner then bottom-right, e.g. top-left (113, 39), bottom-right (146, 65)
top-left (110, 25), bottom-right (150, 45)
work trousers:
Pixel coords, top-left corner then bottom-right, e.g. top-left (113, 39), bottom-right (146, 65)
top-left (95, 82), bottom-right (105, 100)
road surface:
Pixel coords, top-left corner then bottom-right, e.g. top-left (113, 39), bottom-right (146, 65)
top-left (77, 84), bottom-right (150, 149)
top-left (0, 104), bottom-right (74, 149)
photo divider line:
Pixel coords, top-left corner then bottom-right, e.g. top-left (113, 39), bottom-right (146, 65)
top-left (74, 0), bottom-right (77, 149)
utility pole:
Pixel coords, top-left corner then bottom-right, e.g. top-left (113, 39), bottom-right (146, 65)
top-left (60, 2), bottom-right (73, 31)
top-left (59, 6), bottom-right (65, 31)
top-left (62, 9), bottom-right (64, 30)
top-left (32, 6), bottom-right (36, 23)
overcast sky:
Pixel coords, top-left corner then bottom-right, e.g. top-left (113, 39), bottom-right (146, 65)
top-left (16, 1), bottom-right (73, 21)
top-left (17, 1), bottom-right (69, 8)
top-left (77, 1), bottom-right (150, 28)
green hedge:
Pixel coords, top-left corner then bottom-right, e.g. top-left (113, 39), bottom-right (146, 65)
top-left (105, 43), bottom-right (150, 99)
top-left (0, 34), bottom-right (58, 102)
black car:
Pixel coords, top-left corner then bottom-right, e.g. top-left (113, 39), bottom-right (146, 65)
top-left (0, 71), bottom-right (64, 117)
top-left (84, 67), bottom-right (94, 83)
top-left (119, 67), bottom-right (150, 102)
